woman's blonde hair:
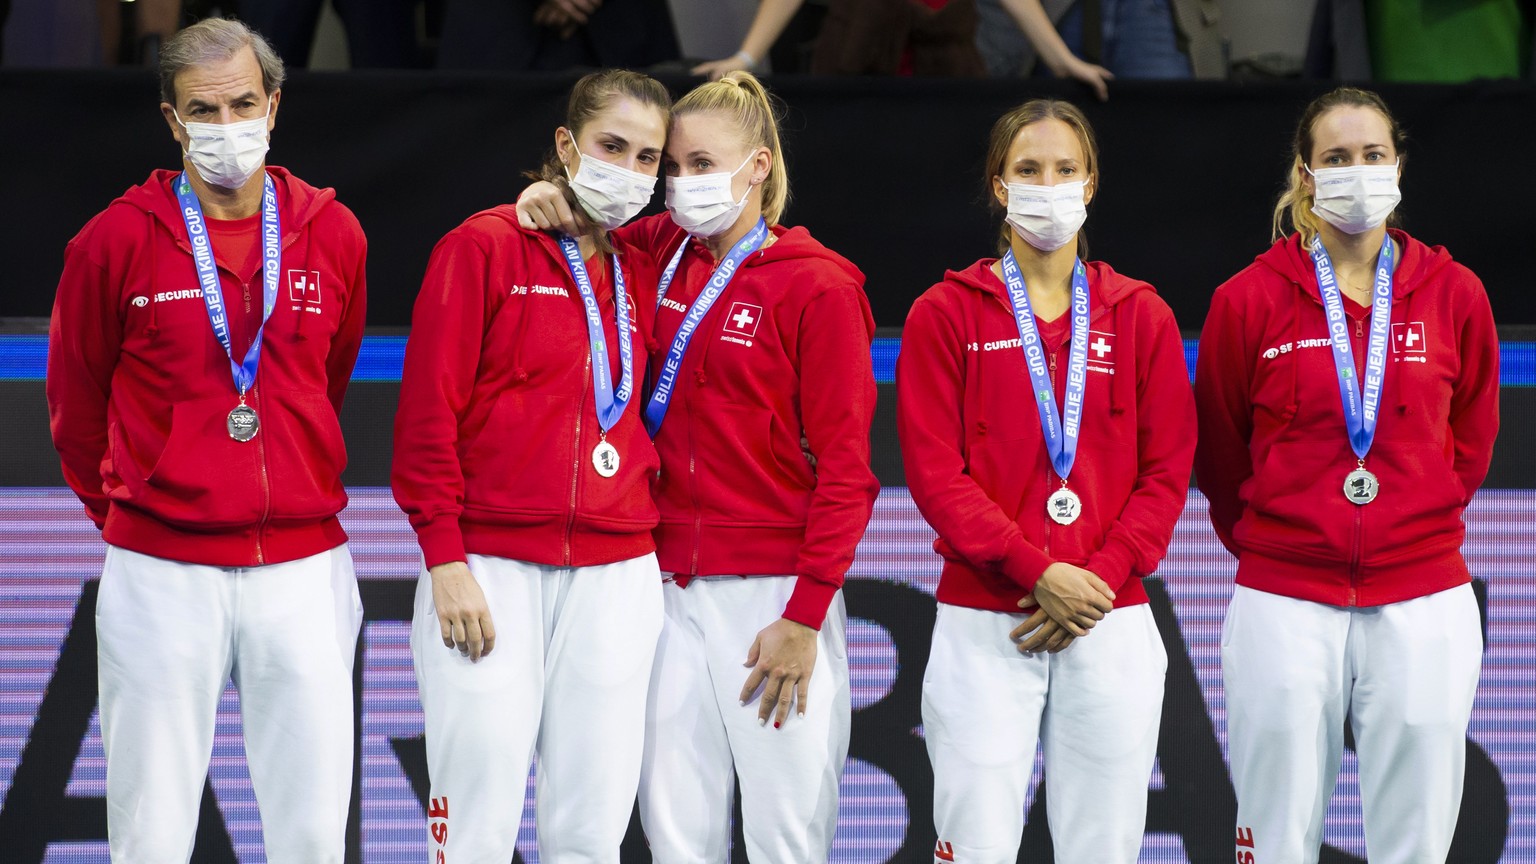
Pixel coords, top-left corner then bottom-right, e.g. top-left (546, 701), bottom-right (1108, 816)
top-left (526, 69), bottom-right (671, 252)
top-left (984, 99), bottom-right (1099, 258)
top-left (1272, 87), bottom-right (1407, 246)
top-left (673, 71), bottom-right (790, 225)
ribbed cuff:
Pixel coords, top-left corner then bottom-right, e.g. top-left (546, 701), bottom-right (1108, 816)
top-left (1001, 535), bottom-right (1055, 592)
top-left (1085, 539), bottom-right (1136, 593)
top-left (416, 514), bottom-right (467, 570)
top-left (783, 575), bottom-right (838, 631)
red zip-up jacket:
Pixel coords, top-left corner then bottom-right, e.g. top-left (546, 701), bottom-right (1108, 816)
top-left (1194, 230), bottom-right (1500, 607)
top-left (897, 259), bottom-right (1195, 612)
top-left (47, 168), bottom-right (367, 566)
top-left (616, 214), bottom-right (879, 630)
top-left (392, 207), bottom-right (661, 570)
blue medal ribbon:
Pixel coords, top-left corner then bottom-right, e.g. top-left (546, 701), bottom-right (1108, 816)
top-left (175, 172), bottom-right (281, 401)
top-left (999, 249), bottom-right (1091, 484)
top-left (642, 218), bottom-right (768, 436)
top-left (1309, 234), bottom-right (1394, 462)
top-left (556, 234), bottom-right (634, 436)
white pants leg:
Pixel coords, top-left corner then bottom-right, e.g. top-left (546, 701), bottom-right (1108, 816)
top-left (1041, 604), bottom-right (1166, 864)
top-left (95, 544), bottom-right (362, 864)
top-left (639, 576), bottom-right (850, 864)
top-left (413, 553), bottom-right (662, 864)
top-left (1223, 586), bottom-right (1351, 864)
top-left (233, 545), bottom-right (363, 863)
top-left (923, 602), bottom-right (1165, 864)
top-left (1351, 584), bottom-right (1482, 864)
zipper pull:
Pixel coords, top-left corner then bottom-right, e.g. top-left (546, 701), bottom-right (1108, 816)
top-left (242, 280), bottom-right (253, 314)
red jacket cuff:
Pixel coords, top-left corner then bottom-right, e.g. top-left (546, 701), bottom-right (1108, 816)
top-left (783, 576), bottom-right (839, 631)
top-left (416, 514), bottom-right (467, 570)
top-left (1002, 536), bottom-right (1054, 592)
top-left (1085, 540), bottom-right (1136, 593)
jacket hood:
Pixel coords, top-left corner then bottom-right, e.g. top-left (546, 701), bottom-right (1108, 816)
top-left (943, 257), bottom-right (1155, 316)
top-left (749, 224), bottom-right (866, 286)
top-left (1255, 229), bottom-right (1457, 305)
top-left (119, 167), bottom-right (338, 246)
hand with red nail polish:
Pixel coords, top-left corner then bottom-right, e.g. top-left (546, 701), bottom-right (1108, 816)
top-left (739, 617), bottom-right (817, 729)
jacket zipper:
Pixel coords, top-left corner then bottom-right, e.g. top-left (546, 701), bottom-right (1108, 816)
top-left (688, 398), bottom-right (702, 577)
top-left (1347, 316), bottom-right (1366, 604)
top-left (253, 387), bottom-right (270, 565)
top-left (1043, 347), bottom-right (1058, 559)
top-left (565, 355), bottom-right (589, 567)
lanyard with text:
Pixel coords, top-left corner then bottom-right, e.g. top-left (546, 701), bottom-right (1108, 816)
top-left (1310, 233), bottom-right (1394, 504)
top-left (1000, 249), bottom-right (1091, 526)
top-left (642, 218), bottom-right (768, 437)
top-left (175, 171), bottom-right (281, 442)
top-left (557, 234), bottom-right (634, 478)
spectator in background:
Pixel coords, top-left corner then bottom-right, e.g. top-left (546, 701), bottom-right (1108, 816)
top-left (437, 0), bottom-right (678, 70)
top-left (241, 0), bottom-right (422, 68)
top-left (1306, 0), bottom-right (1531, 82)
top-left (97, 0), bottom-right (181, 64)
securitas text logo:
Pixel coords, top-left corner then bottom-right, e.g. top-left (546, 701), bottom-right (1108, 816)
top-left (150, 289), bottom-right (202, 304)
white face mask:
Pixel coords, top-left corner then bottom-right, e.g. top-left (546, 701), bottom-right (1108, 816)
top-left (1005, 180), bottom-right (1087, 252)
top-left (1307, 163), bottom-right (1401, 235)
top-left (175, 106), bottom-right (271, 190)
top-left (564, 153), bottom-right (658, 231)
top-left (665, 152), bottom-right (756, 239)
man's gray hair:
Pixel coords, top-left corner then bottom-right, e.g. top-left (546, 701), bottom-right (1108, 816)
top-left (159, 18), bottom-right (286, 106)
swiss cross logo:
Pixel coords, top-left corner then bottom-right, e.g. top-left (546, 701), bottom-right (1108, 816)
top-left (724, 301), bottom-right (762, 337)
top-left (1087, 329), bottom-right (1115, 368)
top-left (288, 269), bottom-right (321, 306)
top-left (1392, 321), bottom-right (1426, 354)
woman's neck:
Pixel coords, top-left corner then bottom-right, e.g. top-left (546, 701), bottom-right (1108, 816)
top-left (704, 203), bottom-right (766, 262)
top-left (998, 234), bottom-right (1077, 320)
top-left (1318, 222), bottom-right (1389, 271)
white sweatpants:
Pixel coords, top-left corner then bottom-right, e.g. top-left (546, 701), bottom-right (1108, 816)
top-left (922, 602), bottom-right (1166, 864)
top-left (411, 552), bottom-right (663, 864)
top-left (95, 543), bottom-right (362, 864)
top-left (638, 576), bottom-right (851, 864)
top-left (1222, 584), bottom-right (1483, 864)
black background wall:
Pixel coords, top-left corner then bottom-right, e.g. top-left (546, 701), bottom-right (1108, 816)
top-left (2, 71), bottom-right (1534, 329)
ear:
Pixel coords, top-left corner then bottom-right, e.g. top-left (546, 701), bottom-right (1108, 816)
top-left (265, 88), bottom-right (281, 133)
top-left (991, 174), bottom-right (1009, 208)
top-left (1297, 157), bottom-right (1314, 196)
top-left (161, 101), bottom-right (186, 149)
top-left (750, 147), bottom-right (772, 186)
top-left (555, 126), bottom-right (576, 168)
top-left (1082, 173), bottom-right (1097, 206)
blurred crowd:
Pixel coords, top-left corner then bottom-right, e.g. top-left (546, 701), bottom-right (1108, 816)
top-left (2, 0), bottom-right (1532, 90)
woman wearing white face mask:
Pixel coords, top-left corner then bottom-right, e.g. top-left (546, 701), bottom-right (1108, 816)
top-left (391, 69), bottom-right (672, 863)
top-left (896, 98), bottom-right (1194, 863)
top-left (520, 71), bottom-right (878, 863)
top-left (1195, 87), bottom-right (1500, 863)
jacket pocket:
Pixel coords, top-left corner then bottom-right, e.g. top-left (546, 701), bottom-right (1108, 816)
top-left (461, 391), bottom-right (576, 520)
top-left (142, 394), bottom-right (264, 528)
top-left (696, 401), bottom-right (807, 525)
top-left (577, 413), bottom-right (661, 532)
top-left (260, 389), bottom-right (349, 521)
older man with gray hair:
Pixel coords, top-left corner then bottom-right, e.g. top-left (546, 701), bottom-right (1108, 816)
top-left (46, 17), bottom-right (368, 862)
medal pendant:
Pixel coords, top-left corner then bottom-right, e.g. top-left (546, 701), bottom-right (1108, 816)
top-left (1343, 467), bottom-right (1379, 505)
top-left (227, 404), bottom-right (260, 442)
top-left (592, 439), bottom-right (620, 478)
top-left (1046, 487), bottom-right (1081, 526)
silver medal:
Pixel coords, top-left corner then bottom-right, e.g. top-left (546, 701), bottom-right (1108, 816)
top-left (227, 404), bottom-right (260, 442)
top-left (1046, 487), bottom-right (1081, 526)
top-left (1343, 467), bottom-right (1379, 505)
top-left (592, 440), bottom-right (620, 478)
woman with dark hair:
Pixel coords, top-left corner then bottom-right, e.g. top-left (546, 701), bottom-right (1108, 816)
top-left (1195, 86), bottom-right (1499, 862)
top-left (392, 68), bottom-right (671, 862)
top-left (897, 98), bottom-right (1195, 863)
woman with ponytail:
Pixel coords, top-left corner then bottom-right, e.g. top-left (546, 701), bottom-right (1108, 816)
top-left (520, 71), bottom-right (878, 862)
top-left (392, 69), bottom-right (671, 862)
top-left (896, 98), bottom-right (1194, 863)
top-left (1195, 87), bottom-right (1499, 862)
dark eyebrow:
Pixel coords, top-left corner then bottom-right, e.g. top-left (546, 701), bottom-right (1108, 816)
top-left (185, 91), bottom-right (259, 110)
top-left (598, 132), bottom-right (630, 149)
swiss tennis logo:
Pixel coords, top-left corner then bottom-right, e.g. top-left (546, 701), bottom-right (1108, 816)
top-left (1087, 329), bottom-right (1116, 373)
top-left (428, 795), bottom-right (449, 862)
top-left (724, 301), bottom-right (762, 337)
top-left (288, 270), bottom-right (321, 312)
top-left (1392, 321), bottom-right (1426, 354)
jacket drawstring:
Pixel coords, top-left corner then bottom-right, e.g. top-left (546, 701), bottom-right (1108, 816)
top-left (145, 211), bottom-right (160, 341)
top-left (293, 232), bottom-right (311, 342)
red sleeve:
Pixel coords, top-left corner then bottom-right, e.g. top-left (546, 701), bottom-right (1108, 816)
top-left (1448, 274), bottom-right (1499, 505)
top-left (46, 232), bottom-right (122, 529)
top-left (325, 221), bottom-right (367, 414)
top-left (896, 291), bottom-right (1054, 593)
top-left (783, 284), bottom-right (880, 629)
top-left (390, 227), bottom-right (494, 568)
top-left (1193, 283), bottom-right (1253, 556)
top-left (1083, 299), bottom-right (1197, 591)
top-left (611, 212), bottom-right (684, 263)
